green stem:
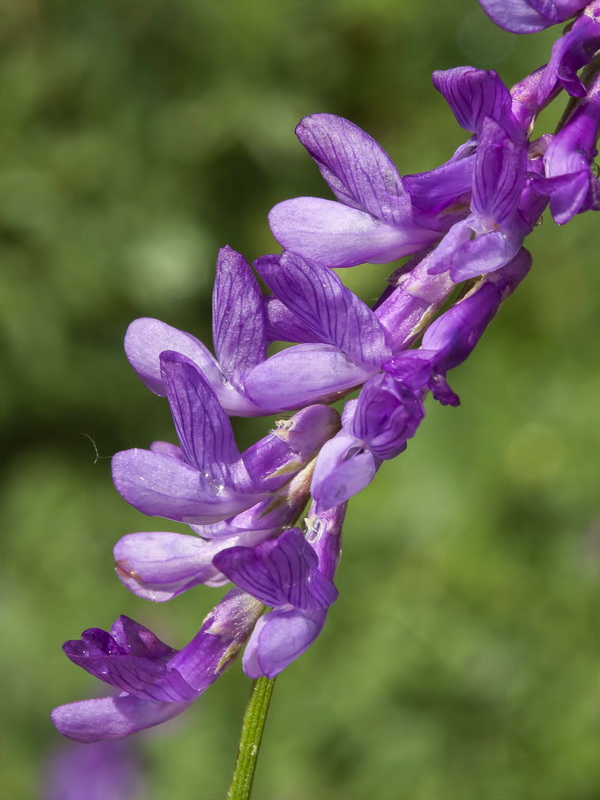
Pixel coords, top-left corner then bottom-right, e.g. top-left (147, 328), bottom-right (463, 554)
top-left (226, 677), bottom-right (276, 800)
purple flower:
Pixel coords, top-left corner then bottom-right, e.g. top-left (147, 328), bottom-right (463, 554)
top-left (232, 504), bottom-right (346, 679)
top-left (542, 70), bottom-right (600, 223)
top-left (427, 117), bottom-right (529, 280)
top-left (268, 114), bottom-right (445, 267)
top-left (51, 590), bottom-right (264, 742)
top-left (537, 3), bottom-right (600, 104)
top-left (114, 458), bottom-right (322, 602)
top-left (112, 350), bottom-right (339, 524)
top-left (477, 0), bottom-right (587, 34)
top-left (125, 246), bottom-right (267, 416)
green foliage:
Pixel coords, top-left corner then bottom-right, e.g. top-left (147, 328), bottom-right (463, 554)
top-left (1, 2), bottom-right (598, 798)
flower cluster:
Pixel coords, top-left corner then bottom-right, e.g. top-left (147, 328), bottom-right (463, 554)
top-left (52, 1), bottom-right (600, 742)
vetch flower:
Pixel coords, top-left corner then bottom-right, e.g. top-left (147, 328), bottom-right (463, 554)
top-left (51, 590), bottom-right (264, 742)
top-left (268, 114), bottom-right (445, 267)
top-left (124, 246), bottom-right (267, 416)
top-left (477, 0), bottom-right (587, 34)
top-left (112, 350), bottom-right (338, 524)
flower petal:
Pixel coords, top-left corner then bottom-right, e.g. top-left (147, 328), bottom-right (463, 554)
top-left (311, 431), bottom-right (381, 513)
top-left (112, 449), bottom-right (265, 525)
top-left (242, 608), bottom-right (327, 679)
top-left (269, 197), bottom-right (438, 268)
top-left (477, 0), bottom-right (584, 34)
top-left (295, 113), bottom-right (409, 225)
top-left (212, 246), bottom-right (267, 386)
top-left (124, 317), bottom-right (222, 397)
top-left (51, 696), bottom-right (191, 743)
top-left (244, 344), bottom-right (377, 412)
top-left (264, 297), bottom-right (327, 344)
top-left (256, 252), bottom-right (390, 365)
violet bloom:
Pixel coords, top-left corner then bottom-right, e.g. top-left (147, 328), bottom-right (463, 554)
top-left (312, 249), bottom-right (532, 511)
top-left (112, 350), bottom-right (338, 524)
top-left (114, 459), bottom-right (321, 602)
top-left (537, 2), bottom-right (600, 105)
top-left (245, 250), bottom-right (453, 411)
top-left (216, 504), bottom-right (346, 679)
top-left (51, 590), bottom-right (264, 742)
top-left (268, 114), bottom-right (445, 267)
top-left (543, 70), bottom-right (600, 223)
top-left (125, 245), bottom-right (267, 416)
top-left (477, 0), bottom-right (587, 34)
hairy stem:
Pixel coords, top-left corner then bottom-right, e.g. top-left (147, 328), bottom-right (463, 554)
top-left (226, 677), bottom-right (276, 800)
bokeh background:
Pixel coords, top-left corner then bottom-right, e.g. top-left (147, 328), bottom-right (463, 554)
top-left (1, 1), bottom-right (598, 798)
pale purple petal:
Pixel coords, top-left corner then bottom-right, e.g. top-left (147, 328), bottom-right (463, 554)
top-left (256, 252), bottom-right (390, 365)
top-left (268, 197), bottom-right (439, 268)
top-left (124, 318), bottom-right (222, 397)
top-left (448, 228), bottom-right (523, 281)
top-left (212, 246), bottom-right (267, 386)
top-left (242, 608), bottom-right (327, 679)
top-left (311, 431), bottom-right (381, 513)
top-left (477, 0), bottom-right (585, 34)
top-left (295, 113), bottom-right (410, 225)
top-left (244, 344), bottom-right (377, 412)
top-left (112, 449), bottom-right (265, 525)
top-left (51, 696), bottom-right (191, 743)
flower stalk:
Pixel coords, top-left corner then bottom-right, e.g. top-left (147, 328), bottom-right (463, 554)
top-left (226, 677), bottom-right (276, 800)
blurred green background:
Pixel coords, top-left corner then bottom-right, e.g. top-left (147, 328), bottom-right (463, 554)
top-left (1, 1), bottom-right (598, 798)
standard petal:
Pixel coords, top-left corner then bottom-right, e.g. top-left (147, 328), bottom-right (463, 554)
top-left (244, 344), bottom-right (377, 412)
top-left (477, 0), bottom-right (585, 34)
top-left (256, 252), bottom-right (390, 365)
top-left (268, 197), bottom-right (438, 268)
top-left (242, 608), bottom-right (327, 679)
top-left (212, 246), bottom-right (267, 386)
top-left (214, 529), bottom-right (338, 611)
top-left (124, 317), bottom-right (222, 397)
top-left (471, 118), bottom-right (526, 225)
top-left (432, 68), bottom-right (520, 139)
top-left (112, 449), bottom-right (265, 525)
top-left (51, 696), bottom-right (191, 743)
top-left (295, 113), bottom-right (410, 225)
top-left (160, 352), bottom-right (251, 490)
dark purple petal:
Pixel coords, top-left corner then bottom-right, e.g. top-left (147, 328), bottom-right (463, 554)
top-left (264, 296), bottom-right (327, 344)
top-left (51, 696), bottom-right (192, 743)
top-left (433, 68), bottom-right (521, 139)
top-left (350, 374), bottom-right (425, 460)
top-left (214, 529), bottom-right (338, 611)
top-left (160, 352), bottom-right (250, 490)
top-left (256, 252), bottom-right (390, 366)
top-left (108, 616), bottom-right (175, 659)
top-left (295, 113), bottom-right (410, 225)
top-left (268, 197), bottom-right (439, 268)
top-left (311, 431), bottom-right (381, 513)
top-left (112, 449), bottom-right (265, 525)
top-left (212, 246), bottom-right (267, 386)
top-left (242, 404), bottom-right (340, 492)
top-left (62, 624), bottom-right (196, 703)
top-left (244, 344), bottom-right (377, 412)
top-left (242, 608), bottom-right (327, 679)
top-left (537, 8), bottom-right (600, 104)
top-left (477, 0), bottom-right (586, 34)
top-left (124, 317), bottom-right (222, 397)
top-left (404, 154), bottom-right (474, 229)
